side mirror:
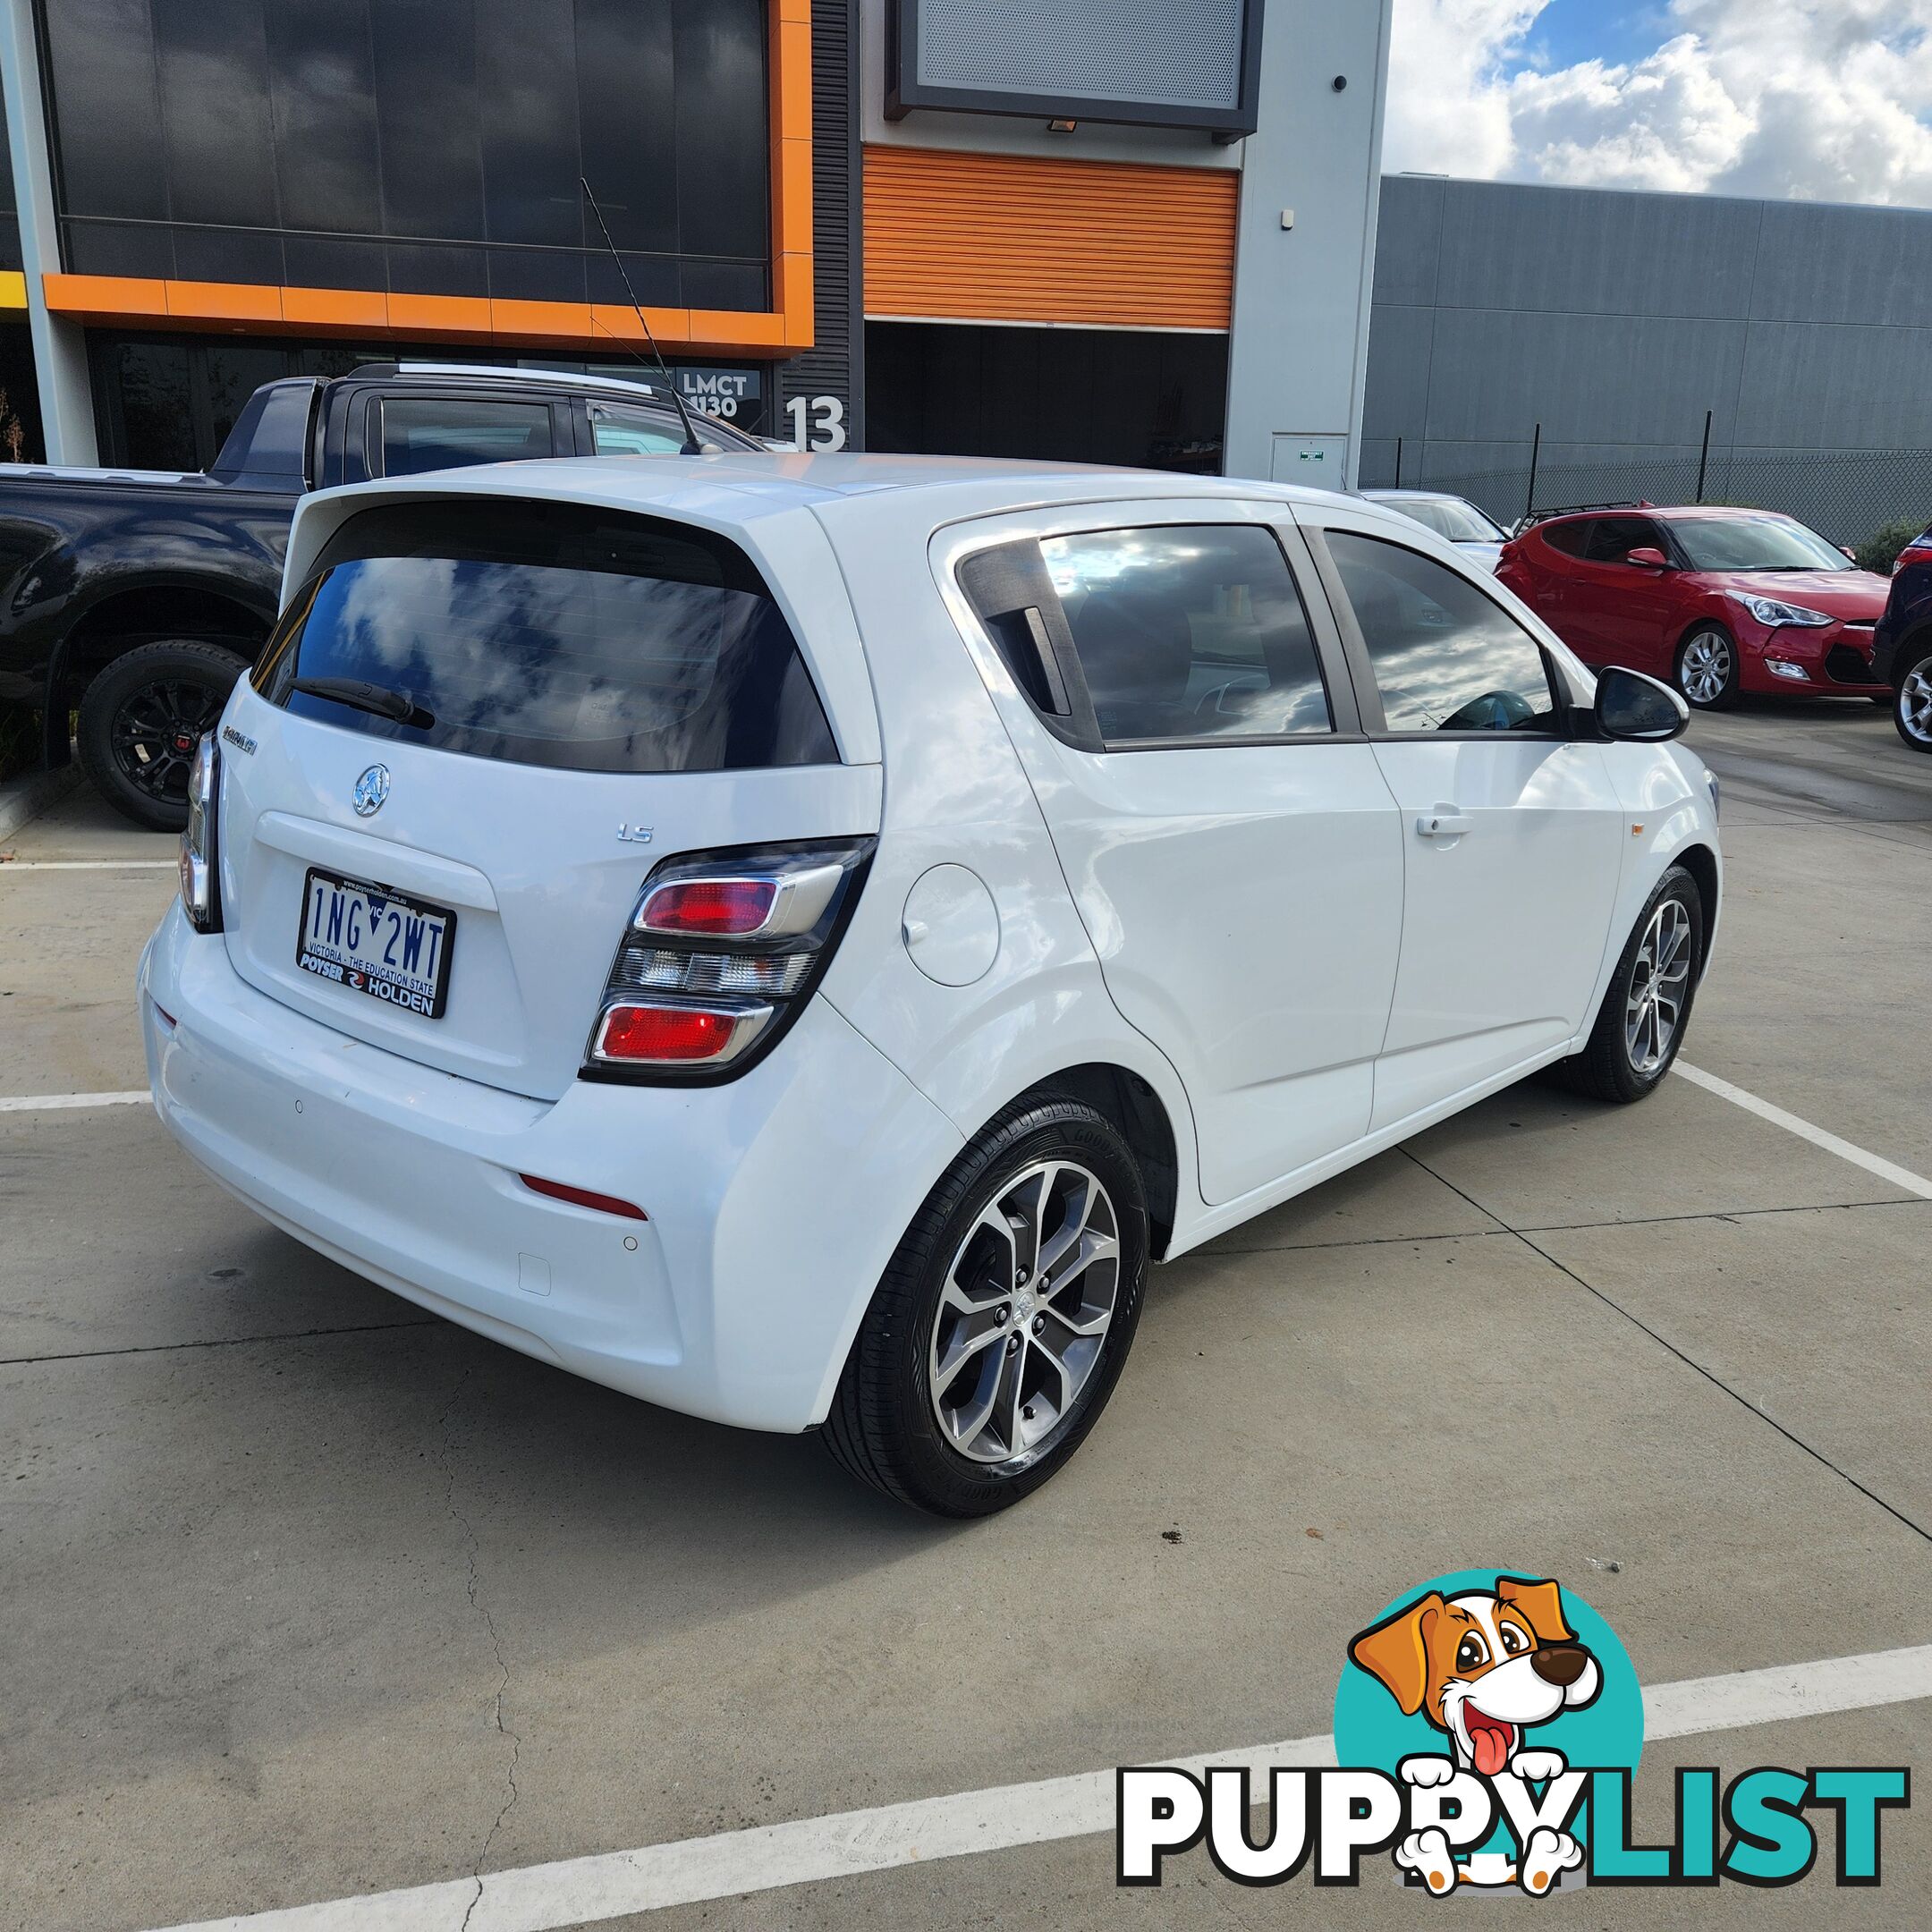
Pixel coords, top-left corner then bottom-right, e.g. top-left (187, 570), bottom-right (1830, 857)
top-left (1839, 545), bottom-right (1859, 564)
top-left (1624, 547), bottom-right (1671, 571)
top-left (1596, 665), bottom-right (1689, 743)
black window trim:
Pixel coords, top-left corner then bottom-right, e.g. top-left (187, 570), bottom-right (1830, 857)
top-left (954, 515), bottom-right (1365, 756)
top-left (1301, 523), bottom-right (1585, 743)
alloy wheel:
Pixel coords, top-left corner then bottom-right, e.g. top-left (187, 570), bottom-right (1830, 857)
top-left (1679, 631), bottom-right (1733, 707)
top-left (1901, 663), bottom-right (1932, 745)
top-left (111, 680), bottom-right (224, 804)
top-left (1624, 897), bottom-right (1693, 1075)
top-left (928, 1159), bottom-right (1121, 1467)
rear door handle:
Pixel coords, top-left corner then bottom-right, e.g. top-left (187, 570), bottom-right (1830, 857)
top-left (1416, 810), bottom-right (1473, 838)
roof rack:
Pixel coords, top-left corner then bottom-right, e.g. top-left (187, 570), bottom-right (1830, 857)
top-left (345, 360), bottom-right (682, 403)
top-left (1519, 500), bottom-right (1655, 529)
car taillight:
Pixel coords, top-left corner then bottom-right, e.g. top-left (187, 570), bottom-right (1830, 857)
top-left (178, 733), bottom-right (222, 933)
top-left (582, 838), bottom-right (874, 1083)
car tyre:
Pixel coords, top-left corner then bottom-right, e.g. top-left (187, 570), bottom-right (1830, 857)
top-left (1558, 866), bottom-right (1705, 1105)
top-left (1893, 647), bottom-right (1932, 753)
top-left (1674, 624), bottom-right (1740, 709)
top-left (823, 1097), bottom-right (1148, 1517)
top-left (77, 639), bottom-right (250, 832)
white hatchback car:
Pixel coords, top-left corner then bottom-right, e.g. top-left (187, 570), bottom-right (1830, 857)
top-left (142, 455), bottom-right (1720, 1516)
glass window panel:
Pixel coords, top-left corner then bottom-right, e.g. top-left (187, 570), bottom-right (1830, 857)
top-left (1041, 525), bottom-right (1334, 745)
top-left (105, 342), bottom-right (199, 471)
top-left (1585, 517), bottom-right (1665, 564)
top-left (377, 397), bottom-right (556, 476)
top-left (370, 0), bottom-right (485, 241)
top-left (674, 0), bottom-right (769, 262)
top-left (587, 250), bottom-right (682, 310)
top-left (1540, 519), bottom-right (1593, 559)
top-left (264, 0), bottom-right (382, 236)
top-left (261, 499), bottom-right (836, 775)
top-left (476, 0), bottom-right (582, 248)
top-left (679, 258), bottom-right (768, 314)
top-left (40, 0), bottom-right (170, 219)
top-left (283, 235), bottom-right (389, 292)
top-left (1326, 531), bottom-right (1560, 734)
top-left (486, 246), bottom-right (587, 305)
top-left (152, 0), bottom-right (281, 229)
top-left (589, 402), bottom-right (741, 457)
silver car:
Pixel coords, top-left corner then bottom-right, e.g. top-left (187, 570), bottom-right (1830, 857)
top-left (1364, 489), bottom-right (1509, 572)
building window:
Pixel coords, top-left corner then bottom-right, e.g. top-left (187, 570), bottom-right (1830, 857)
top-left (39, 0), bottom-right (771, 309)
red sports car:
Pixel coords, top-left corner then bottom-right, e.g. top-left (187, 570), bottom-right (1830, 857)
top-left (1496, 505), bottom-right (1890, 709)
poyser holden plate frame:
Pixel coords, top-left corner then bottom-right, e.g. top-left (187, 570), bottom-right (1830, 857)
top-left (296, 866), bottom-right (457, 1020)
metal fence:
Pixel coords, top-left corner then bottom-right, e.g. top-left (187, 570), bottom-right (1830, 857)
top-left (1360, 434), bottom-right (1932, 550)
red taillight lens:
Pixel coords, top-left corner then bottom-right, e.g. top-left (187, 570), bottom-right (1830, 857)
top-left (595, 1003), bottom-right (750, 1063)
top-left (519, 1174), bottom-right (648, 1220)
top-left (637, 877), bottom-right (779, 936)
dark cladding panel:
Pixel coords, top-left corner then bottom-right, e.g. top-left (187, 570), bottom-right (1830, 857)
top-left (476, 0), bottom-right (583, 249)
top-left (369, 0), bottom-right (486, 242)
top-left (151, 0), bottom-right (281, 228)
top-left (674, 0), bottom-right (769, 264)
top-left (40, 0), bottom-right (169, 220)
top-left (264, 0), bottom-right (383, 237)
top-left (576, 0), bottom-right (678, 258)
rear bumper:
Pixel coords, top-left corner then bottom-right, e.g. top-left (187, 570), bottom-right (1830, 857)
top-left (140, 902), bottom-right (963, 1432)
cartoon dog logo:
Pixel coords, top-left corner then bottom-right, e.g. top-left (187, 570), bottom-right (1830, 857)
top-left (1348, 1575), bottom-right (1600, 1894)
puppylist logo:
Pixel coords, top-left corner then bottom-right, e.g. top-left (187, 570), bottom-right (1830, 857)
top-left (1118, 1568), bottom-right (1910, 1896)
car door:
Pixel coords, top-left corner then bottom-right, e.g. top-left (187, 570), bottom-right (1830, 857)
top-left (1571, 514), bottom-right (1682, 676)
top-left (1303, 513), bottom-right (1626, 1131)
top-left (944, 503), bottom-right (1406, 1206)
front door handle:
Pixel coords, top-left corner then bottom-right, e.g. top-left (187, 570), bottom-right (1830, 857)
top-left (1416, 810), bottom-right (1473, 838)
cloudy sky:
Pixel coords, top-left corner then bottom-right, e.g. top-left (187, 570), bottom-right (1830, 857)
top-left (1386, 2), bottom-right (1932, 205)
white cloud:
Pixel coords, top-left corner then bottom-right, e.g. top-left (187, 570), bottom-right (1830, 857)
top-left (1385, 0), bottom-right (1932, 206)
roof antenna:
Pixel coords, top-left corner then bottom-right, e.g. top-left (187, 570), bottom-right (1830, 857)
top-left (580, 175), bottom-right (705, 456)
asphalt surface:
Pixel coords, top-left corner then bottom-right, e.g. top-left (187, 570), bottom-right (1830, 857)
top-left (3, 694), bottom-right (1929, 1931)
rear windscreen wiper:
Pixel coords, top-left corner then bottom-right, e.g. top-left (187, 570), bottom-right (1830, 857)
top-left (292, 676), bottom-right (435, 730)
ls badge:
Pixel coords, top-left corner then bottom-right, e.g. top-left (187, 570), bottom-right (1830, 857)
top-left (616, 823), bottom-right (654, 844)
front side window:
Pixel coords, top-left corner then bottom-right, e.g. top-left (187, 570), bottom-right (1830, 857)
top-left (589, 402), bottom-right (742, 457)
top-left (255, 499), bottom-right (836, 774)
top-left (377, 398), bottom-right (556, 476)
top-left (1586, 517), bottom-right (1665, 565)
top-left (1038, 525), bottom-right (1333, 745)
top-left (1326, 530), bottom-right (1561, 734)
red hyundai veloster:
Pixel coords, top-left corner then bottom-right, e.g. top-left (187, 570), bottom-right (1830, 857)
top-left (1496, 505), bottom-right (1890, 709)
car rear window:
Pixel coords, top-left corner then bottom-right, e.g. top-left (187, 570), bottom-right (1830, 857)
top-left (254, 499), bottom-right (837, 774)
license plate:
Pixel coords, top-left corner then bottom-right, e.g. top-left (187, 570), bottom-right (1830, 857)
top-left (296, 868), bottom-right (456, 1019)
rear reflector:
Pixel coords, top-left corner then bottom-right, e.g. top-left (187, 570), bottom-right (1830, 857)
top-left (519, 1174), bottom-right (648, 1220)
top-left (594, 1002), bottom-right (758, 1063)
top-left (637, 877), bottom-right (779, 936)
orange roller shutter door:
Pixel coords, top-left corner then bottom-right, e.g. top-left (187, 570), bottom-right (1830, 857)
top-left (863, 146), bottom-right (1237, 333)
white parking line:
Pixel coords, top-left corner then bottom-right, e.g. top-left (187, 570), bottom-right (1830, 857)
top-left (0, 858), bottom-right (176, 869)
top-left (147, 1642), bottom-right (1932, 1932)
top-left (0, 1090), bottom-right (151, 1113)
top-left (1675, 1061), bottom-right (1932, 1201)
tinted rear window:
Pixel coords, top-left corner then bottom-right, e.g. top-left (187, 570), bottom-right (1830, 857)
top-left (255, 500), bottom-right (837, 774)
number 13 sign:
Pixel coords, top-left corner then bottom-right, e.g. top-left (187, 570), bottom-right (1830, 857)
top-left (784, 394), bottom-right (847, 451)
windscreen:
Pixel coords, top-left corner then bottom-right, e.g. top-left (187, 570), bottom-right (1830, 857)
top-left (1382, 496), bottom-right (1504, 545)
top-left (255, 499), bottom-right (836, 774)
top-left (1672, 515), bottom-right (1848, 572)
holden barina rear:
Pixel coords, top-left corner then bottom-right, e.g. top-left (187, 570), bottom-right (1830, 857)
top-left (138, 479), bottom-right (941, 1434)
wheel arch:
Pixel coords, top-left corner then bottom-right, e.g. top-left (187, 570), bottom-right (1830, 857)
top-left (1674, 841), bottom-right (1721, 978)
top-left (978, 1063), bottom-right (1182, 1261)
top-left (44, 578), bottom-right (274, 758)
top-left (1885, 615), bottom-right (1932, 688)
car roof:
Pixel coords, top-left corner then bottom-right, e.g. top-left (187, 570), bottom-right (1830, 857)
top-left (1538, 503), bottom-right (1797, 525)
top-left (1362, 487), bottom-right (1474, 504)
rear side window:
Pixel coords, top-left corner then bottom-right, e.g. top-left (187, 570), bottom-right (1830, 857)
top-left (1038, 525), bottom-right (1333, 744)
top-left (1326, 531), bottom-right (1560, 734)
top-left (1539, 520), bottom-right (1593, 559)
top-left (255, 499), bottom-right (837, 774)
top-left (377, 398), bottom-right (557, 476)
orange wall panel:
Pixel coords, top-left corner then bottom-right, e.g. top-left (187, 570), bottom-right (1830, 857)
top-left (862, 146), bottom-right (1236, 332)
